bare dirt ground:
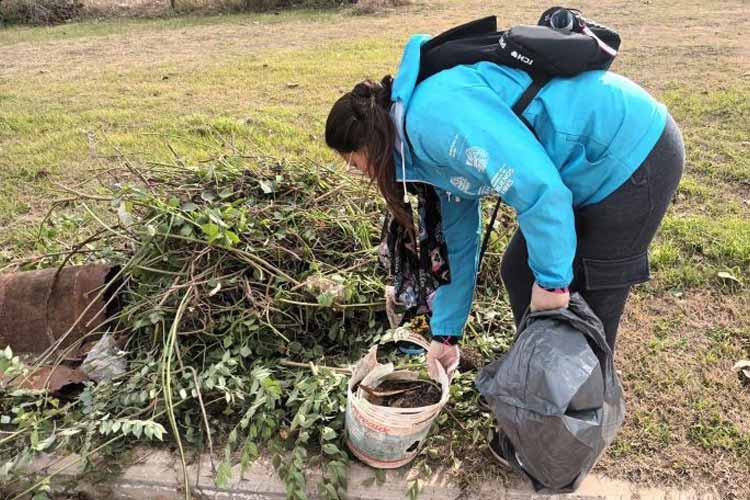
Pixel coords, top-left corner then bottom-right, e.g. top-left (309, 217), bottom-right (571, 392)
top-left (600, 290), bottom-right (750, 497)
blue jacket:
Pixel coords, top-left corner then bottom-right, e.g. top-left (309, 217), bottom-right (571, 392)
top-left (390, 35), bottom-right (668, 336)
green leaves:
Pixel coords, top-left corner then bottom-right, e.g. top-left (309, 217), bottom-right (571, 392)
top-left (360, 468), bottom-right (386, 488)
top-left (181, 201), bottom-right (199, 212)
top-left (199, 210), bottom-right (244, 247)
top-left (201, 223), bottom-right (220, 241)
top-left (321, 443), bottom-right (338, 456)
top-left (200, 223), bottom-right (241, 247)
top-left (0, 345), bottom-right (26, 377)
top-left (98, 419), bottom-right (165, 441)
top-left (321, 427), bottom-right (337, 441)
top-left (320, 482), bottom-right (339, 499)
top-left (225, 230), bottom-right (240, 245)
top-left (318, 293), bottom-right (335, 307)
top-left (180, 224), bottom-right (194, 237)
top-left (32, 431), bottom-right (56, 452)
top-left (215, 460), bottom-right (233, 488)
top-left (406, 478), bottom-right (424, 500)
top-left (375, 469), bottom-right (386, 485)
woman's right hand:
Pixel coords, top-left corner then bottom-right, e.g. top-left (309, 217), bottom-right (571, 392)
top-left (426, 340), bottom-right (460, 380)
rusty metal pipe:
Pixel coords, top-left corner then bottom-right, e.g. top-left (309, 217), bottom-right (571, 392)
top-left (0, 264), bottom-right (121, 355)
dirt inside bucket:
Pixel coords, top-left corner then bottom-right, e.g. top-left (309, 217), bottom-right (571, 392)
top-left (362, 379), bottom-right (441, 408)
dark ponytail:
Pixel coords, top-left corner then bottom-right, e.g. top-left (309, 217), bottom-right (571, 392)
top-left (325, 75), bottom-right (413, 230)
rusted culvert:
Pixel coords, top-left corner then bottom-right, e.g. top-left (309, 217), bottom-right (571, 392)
top-left (0, 264), bottom-right (121, 355)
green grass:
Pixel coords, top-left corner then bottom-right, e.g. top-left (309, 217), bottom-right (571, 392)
top-left (0, 8), bottom-right (338, 45)
top-left (689, 413), bottom-right (750, 462)
top-left (3, 36), bottom-right (749, 279)
top-left (0, 36), bottom-right (402, 255)
top-left (639, 85), bottom-right (750, 290)
top-left (651, 215), bottom-right (750, 288)
top-left (665, 87), bottom-right (750, 187)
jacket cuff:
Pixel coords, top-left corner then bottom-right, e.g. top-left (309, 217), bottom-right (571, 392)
top-left (536, 279), bottom-right (573, 290)
top-left (429, 322), bottom-right (465, 337)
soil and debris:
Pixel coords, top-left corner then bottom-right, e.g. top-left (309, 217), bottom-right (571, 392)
top-left (458, 346), bottom-right (485, 372)
top-left (362, 379), bottom-right (441, 408)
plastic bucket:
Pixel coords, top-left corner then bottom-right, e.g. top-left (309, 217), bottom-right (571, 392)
top-left (345, 330), bottom-right (450, 469)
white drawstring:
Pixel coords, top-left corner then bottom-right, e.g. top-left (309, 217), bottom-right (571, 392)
top-left (400, 141), bottom-right (408, 203)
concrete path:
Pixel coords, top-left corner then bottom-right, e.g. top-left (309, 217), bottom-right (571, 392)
top-left (27, 450), bottom-right (718, 500)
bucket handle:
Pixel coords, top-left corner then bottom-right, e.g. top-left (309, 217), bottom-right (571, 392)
top-left (380, 328), bottom-right (453, 382)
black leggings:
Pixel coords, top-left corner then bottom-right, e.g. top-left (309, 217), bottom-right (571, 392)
top-left (500, 115), bottom-right (685, 350)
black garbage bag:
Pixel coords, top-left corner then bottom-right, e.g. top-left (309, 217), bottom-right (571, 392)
top-left (475, 294), bottom-right (625, 494)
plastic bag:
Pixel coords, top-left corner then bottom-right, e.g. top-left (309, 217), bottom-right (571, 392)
top-left (81, 334), bottom-right (127, 383)
top-left (475, 293), bottom-right (625, 494)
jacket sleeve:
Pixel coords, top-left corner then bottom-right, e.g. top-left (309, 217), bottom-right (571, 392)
top-left (408, 86), bottom-right (576, 290)
top-left (428, 194), bottom-right (482, 336)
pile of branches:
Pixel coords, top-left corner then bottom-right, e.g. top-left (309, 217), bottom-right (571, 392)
top-left (0, 155), bottom-right (399, 499)
top-left (0, 150), bottom-right (515, 499)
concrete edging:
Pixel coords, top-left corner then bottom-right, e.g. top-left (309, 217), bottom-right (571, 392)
top-left (27, 450), bottom-right (719, 500)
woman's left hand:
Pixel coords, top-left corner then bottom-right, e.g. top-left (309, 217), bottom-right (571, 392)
top-left (530, 282), bottom-right (570, 311)
top-left (426, 341), bottom-right (460, 381)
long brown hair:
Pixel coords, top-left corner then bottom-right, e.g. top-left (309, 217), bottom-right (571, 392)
top-left (325, 76), bottom-right (412, 230)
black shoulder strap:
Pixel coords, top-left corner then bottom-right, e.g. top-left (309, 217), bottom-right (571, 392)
top-left (512, 75), bottom-right (551, 129)
top-left (478, 74), bottom-right (551, 270)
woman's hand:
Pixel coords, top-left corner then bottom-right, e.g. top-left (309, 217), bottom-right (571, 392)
top-left (426, 340), bottom-right (460, 380)
top-left (530, 282), bottom-right (570, 311)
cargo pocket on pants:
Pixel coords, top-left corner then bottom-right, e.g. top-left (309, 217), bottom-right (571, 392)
top-left (582, 252), bottom-right (651, 291)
